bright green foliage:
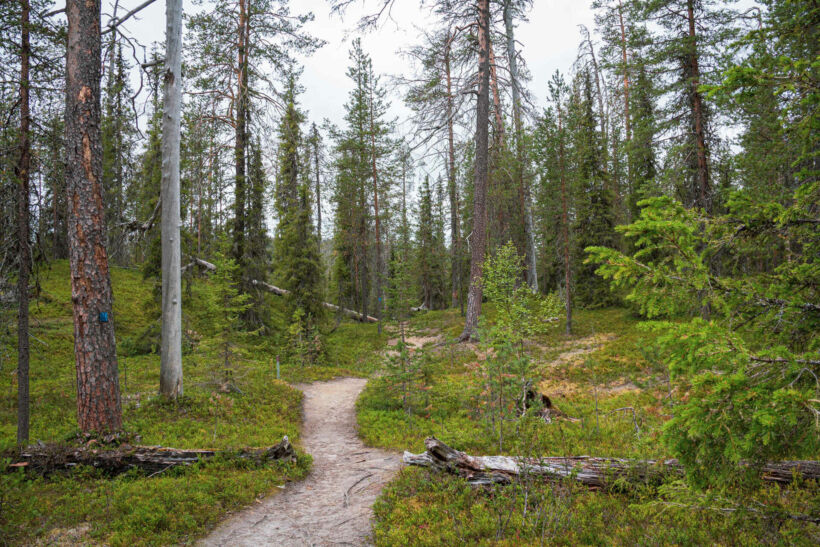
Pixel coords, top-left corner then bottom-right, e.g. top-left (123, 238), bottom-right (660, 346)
top-left (195, 248), bottom-right (253, 390)
top-left (478, 242), bottom-right (562, 450)
top-left (587, 187), bottom-right (819, 487)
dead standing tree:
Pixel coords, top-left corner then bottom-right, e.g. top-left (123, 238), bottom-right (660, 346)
top-left (159, 0), bottom-right (184, 398)
top-left (460, 0), bottom-right (491, 341)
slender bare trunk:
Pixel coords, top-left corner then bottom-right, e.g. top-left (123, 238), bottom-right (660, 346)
top-left (503, 1), bottom-right (537, 292)
top-left (313, 135), bottom-right (322, 244)
top-left (558, 106), bottom-right (571, 335)
top-left (618, 0), bottom-right (632, 223)
top-left (460, 0), bottom-right (490, 342)
top-left (444, 31), bottom-right (461, 311)
top-left (16, 0), bottom-right (31, 446)
top-left (369, 86), bottom-right (383, 334)
top-left (65, 0), bottom-right (122, 433)
top-left (488, 41), bottom-right (505, 148)
top-left (686, 0), bottom-right (711, 212)
top-left (159, 0), bottom-right (183, 398)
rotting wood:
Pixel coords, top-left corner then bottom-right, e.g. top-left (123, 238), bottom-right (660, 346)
top-left (13, 436), bottom-right (294, 476)
top-left (403, 437), bottom-right (820, 487)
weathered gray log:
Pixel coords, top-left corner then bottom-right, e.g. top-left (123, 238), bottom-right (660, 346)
top-left (180, 260), bottom-right (377, 323)
top-left (251, 279), bottom-right (378, 323)
top-left (404, 437), bottom-right (820, 487)
top-left (12, 436), bottom-right (294, 475)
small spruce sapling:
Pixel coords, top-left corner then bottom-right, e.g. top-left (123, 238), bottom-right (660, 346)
top-left (479, 242), bottom-right (562, 451)
top-left (195, 248), bottom-right (252, 392)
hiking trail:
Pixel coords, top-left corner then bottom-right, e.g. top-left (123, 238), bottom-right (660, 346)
top-left (201, 378), bottom-right (400, 546)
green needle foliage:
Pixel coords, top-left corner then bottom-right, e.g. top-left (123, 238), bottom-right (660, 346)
top-left (479, 242), bottom-right (562, 451)
top-left (587, 186), bottom-right (819, 488)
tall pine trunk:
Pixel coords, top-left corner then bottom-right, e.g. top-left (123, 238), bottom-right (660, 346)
top-left (558, 105), bottom-right (572, 334)
top-left (444, 31), bottom-right (462, 313)
top-left (686, 0), bottom-right (711, 212)
top-left (503, 1), bottom-right (537, 292)
top-left (16, 0), bottom-right (31, 446)
top-left (369, 87), bottom-right (383, 334)
top-left (160, 0), bottom-right (183, 398)
top-left (460, 0), bottom-right (490, 342)
top-left (65, 0), bottom-right (122, 433)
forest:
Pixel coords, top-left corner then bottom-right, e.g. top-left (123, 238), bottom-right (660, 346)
top-left (0, 0), bottom-right (818, 545)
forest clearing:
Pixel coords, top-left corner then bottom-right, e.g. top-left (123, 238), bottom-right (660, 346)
top-left (1, 0), bottom-right (818, 545)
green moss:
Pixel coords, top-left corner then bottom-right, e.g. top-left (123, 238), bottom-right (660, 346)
top-left (0, 261), bottom-right (378, 545)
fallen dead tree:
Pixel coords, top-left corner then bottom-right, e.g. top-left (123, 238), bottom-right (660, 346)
top-left (11, 436), bottom-right (294, 476)
top-left (403, 437), bottom-right (820, 488)
top-left (251, 280), bottom-right (378, 323)
top-left (180, 258), bottom-right (377, 323)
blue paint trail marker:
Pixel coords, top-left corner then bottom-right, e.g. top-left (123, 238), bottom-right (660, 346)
top-left (99, 312), bottom-right (109, 323)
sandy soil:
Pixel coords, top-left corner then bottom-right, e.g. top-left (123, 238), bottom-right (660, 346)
top-left (201, 378), bottom-right (400, 546)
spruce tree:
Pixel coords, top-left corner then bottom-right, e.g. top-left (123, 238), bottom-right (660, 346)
top-left (569, 70), bottom-right (617, 307)
top-left (273, 74), bottom-right (324, 339)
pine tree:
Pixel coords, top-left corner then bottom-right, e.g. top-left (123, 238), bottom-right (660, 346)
top-left (331, 39), bottom-right (395, 321)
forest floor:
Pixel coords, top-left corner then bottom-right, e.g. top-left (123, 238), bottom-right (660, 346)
top-left (201, 378), bottom-right (400, 546)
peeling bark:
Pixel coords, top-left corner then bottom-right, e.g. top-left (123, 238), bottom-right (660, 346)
top-left (460, 0), bottom-right (491, 342)
top-left (65, 0), bottom-right (122, 433)
top-left (405, 437), bottom-right (820, 488)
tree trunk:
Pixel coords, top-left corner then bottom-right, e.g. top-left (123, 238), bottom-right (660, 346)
top-left (617, 0), bottom-right (632, 223)
top-left (14, 436), bottom-right (295, 476)
top-left (558, 105), bottom-right (572, 334)
top-left (313, 131), bottom-right (322, 244)
top-left (444, 31), bottom-right (462, 312)
top-left (488, 41), bottom-right (505, 148)
top-left (16, 0), bottom-right (31, 447)
top-left (159, 0), bottom-right (183, 398)
top-left (65, 0), bottom-right (122, 433)
top-left (686, 0), bottom-right (711, 212)
top-left (503, 1), bottom-right (538, 292)
top-left (369, 84), bottom-right (383, 335)
top-left (460, 0), bottom-right (491, 342)
top-left (617, 1), bottom-right (631, 146)
top-left (404, 437), bottom-right (820, 488)
top-left (233, 0), bottom-right (248, 265)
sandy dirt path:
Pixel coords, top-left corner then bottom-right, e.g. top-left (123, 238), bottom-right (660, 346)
top-left (201, 378), bottom-right (400, 546)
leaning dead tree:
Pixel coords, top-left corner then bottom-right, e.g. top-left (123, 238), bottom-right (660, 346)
top-left (182, 258), bottom-right (377, 323)
top-left (12, 436), bottom-right (294, 476)
top-left (404, 437), bottom-right (820, 488)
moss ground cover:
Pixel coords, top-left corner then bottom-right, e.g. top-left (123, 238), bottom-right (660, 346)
top-left (0, 261), bottom-right (383, 545)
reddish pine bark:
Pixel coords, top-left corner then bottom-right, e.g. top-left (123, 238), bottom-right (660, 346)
top-left (65, 0), bottom-right (122, 433)
top-left (17, 0), bottom-right (32, 446)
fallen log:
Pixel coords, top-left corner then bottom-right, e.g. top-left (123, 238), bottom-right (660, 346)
top-left (181, 259), bottom-right (378, 323)
top-left (251, 279), bottom-right (378, 323)
top-left (12, 436), bottom-right (294, 476)
top-left (403, 437), bottom-right (820, 487)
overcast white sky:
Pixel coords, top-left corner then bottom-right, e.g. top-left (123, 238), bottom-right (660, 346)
top-left (113, 0), bottom-right (595, 130)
